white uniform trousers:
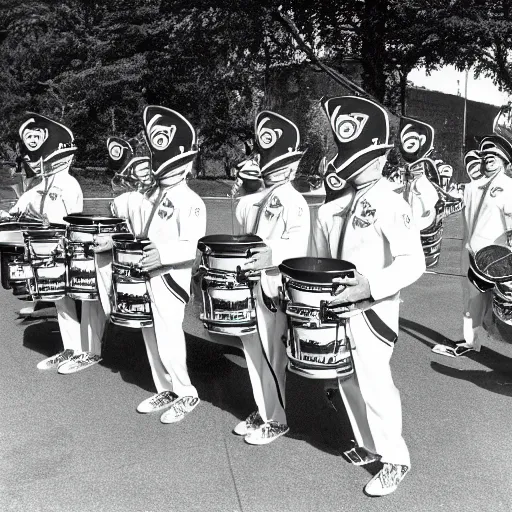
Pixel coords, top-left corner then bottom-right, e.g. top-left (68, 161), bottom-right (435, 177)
top-left (240, 280), bottom-right (288, 425)
top-left (141, 274), bottom-right (198, 397)
top-left (462, 280), bottom-right (492, 351)
top-left (55, 297), bottom-right (107, 355)
top-left (461, 249), bottom-right (493, 350)
top-left (337, 313), bottom-right (410, 467)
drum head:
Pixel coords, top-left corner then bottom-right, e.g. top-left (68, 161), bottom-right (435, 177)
top-left (279, 257), bottom-right (355, 283)
top-left (112, 233), bottom-right (151, 250)
top-left (198, 234), bottom-right (264, 253)
top-left (64, 213), bottom-right (125, 226)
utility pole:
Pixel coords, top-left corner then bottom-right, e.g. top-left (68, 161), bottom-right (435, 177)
top-left (462, 69), bottom-right (469, 161)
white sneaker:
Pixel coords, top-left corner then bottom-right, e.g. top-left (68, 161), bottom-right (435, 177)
top-left (37, 349), bottom-right (75, 370)
top-left (233, 411), bottom-right (264, 436)
top-left (160, 396), bottom-right (200, 424)
top-left (244, 421), bottom-right (289, 445)
top-left (364, 463), bottom-right (409, 497)
top-left (137, 391), bottom-right (178, 414)
top-left (57, 352), bottom-right (102, 374)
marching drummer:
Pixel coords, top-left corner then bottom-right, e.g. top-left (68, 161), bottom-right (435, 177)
top-left (432, 136), bottom-right (512, 357)
top-left (97, 106), bottom-right (205, 423)
top-left (3, 113), bottom-right (107, 374)
top-left (230, 111), bottom-right (310, 445)
top-left (314, 96), bottom-right (425, 496)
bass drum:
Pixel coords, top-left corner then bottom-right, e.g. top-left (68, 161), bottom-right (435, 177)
top-left (198, 234), bottom-right (265, 336)
top-left (279, 257), bottom-right (356, 380)
top-left (110, 234), bottom-right (153, 328)
top-left (64, 214), bottom-right (126, 300)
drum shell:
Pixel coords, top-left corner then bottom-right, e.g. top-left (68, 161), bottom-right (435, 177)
top-left (0, 245), bottom-right (24, 290)
top-left (65, 216), bottom-right (126, 301)
top-left (279, 257), bottom-right (356, 379)
top-left (287, 323), bottom-right (353, 379)
top-left (111, 271), bottom-right (153, 328)
top-left (7, 260), bottom-right (32, 299)
top-left (24, 229), bottom-right (67, 301)
top-left (493, 281), bottom-right (512, 325)
top-left (198, 234), bottom-right (263, 336)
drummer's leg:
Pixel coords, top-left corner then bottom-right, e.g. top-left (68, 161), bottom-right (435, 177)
top-left (338, 313), bottom-right (410, 467)
top-left (149, 275), bottom-right (197, 398)
top-left (54, 296), bottom-right (81, 352)
top-left (141, 325), bottom-right (174, 393)
top-left (463, 284), bottom-right (491, 351)
top-left (239, 282), bottom-right (288, 443)
top-left (80, 299), bottom-right (108, 355)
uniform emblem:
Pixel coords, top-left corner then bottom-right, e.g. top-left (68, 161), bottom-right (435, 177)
top-left (353, 216), bottom-right (370, 229)
top-left (257, 117), bottom-right (283, 149)
top-left (490, 186), bottom-right (504, 197)
top-left (330, 110), bottom-right (369, 143)
top-left (157, 197), bottom-right (175, 220)
top-left (360, 199), bottom-right (376, 218)
top-left (268, 196), bottom-right (283, 209)
top-left (194, 207), bottom-right (201, 217)
top-left (403, 214), bottom-right (411, 228)
top-left (49, 192), bottom-right (57, 201)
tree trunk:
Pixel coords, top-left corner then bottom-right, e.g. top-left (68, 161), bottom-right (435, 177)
top-left (360, 0), bottom-right (388, 103)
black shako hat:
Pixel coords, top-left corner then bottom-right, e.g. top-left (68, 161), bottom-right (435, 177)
top-left (143, 105), bottom-right (197, 180)
top-left (254, 111), bottom-right (303, 179)
top-left (321, 96), bottom-right (393, 193)
top-left (399, 116), bottom-right (435, 164)
top-left (480, 134), bottom-right (512, 164)
top-left (464, 150), bottom-right (483, 181)
top-left (19, 112), bottom-right (76, 173)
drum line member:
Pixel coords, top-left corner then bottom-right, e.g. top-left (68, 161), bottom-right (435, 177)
top-left (99, 106), bottom-right (204, 423)
top-left (1, 113), bottom-right (106, 373)
top-left (314, 96), bottom-right (425, 496)
top-left (229, 111), bottom-right (310, 445)
top-left (432, 136), bottom-right (512, 357)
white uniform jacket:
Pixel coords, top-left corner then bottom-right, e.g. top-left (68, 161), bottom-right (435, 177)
top-left (235, 181), bottom-right (310, 267)
top-left (314, 177), bottom-right (425, 338)
top-left (463, 170), bottom-right (512, 255)
top-left (9, 172), bottom-right (83, 224)
top-left (113, 182), bottom-right (207, 300)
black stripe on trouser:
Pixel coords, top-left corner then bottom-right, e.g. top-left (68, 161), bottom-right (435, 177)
top-left (161, 273), bottom-right (190, 304)
top-left (362, 309), bottom-right (397, 347)
top-left (255, 290), bottom-right (285, 411)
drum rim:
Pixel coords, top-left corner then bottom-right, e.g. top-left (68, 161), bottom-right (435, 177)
top-left (112, 233), bottom-right (151, 248)
top-left (280, 257), bottom-right (355, 283)
top-left (198, 234), bottom-right (265, 252)
top-left (64, 213), bottom-right (125, 226)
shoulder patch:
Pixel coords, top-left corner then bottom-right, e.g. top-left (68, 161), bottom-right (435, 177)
top-left (403, 213), bottom-right (411, 228)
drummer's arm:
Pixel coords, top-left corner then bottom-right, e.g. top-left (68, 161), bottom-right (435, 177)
top-left (363, 201), bottom-right (425, 301)
top-left (63, 185), bottom-right (83, 215)
top-left (157, 204), bottom-right (207, 266)
top-left (312, 207), bottom-right (331, 258)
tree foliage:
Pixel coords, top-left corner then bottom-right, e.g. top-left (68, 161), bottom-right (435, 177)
top-left (0, 0), bottom-right (510, 169)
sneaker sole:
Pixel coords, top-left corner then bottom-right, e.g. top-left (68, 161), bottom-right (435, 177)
top-left (160, 398), bottom-right (200, 424)
top-left (244, 427), bottom-right (289, 445)
top-left (57, 360), bottom-right (102, 375)
top-left (137, 401), bottom-right (178, 414)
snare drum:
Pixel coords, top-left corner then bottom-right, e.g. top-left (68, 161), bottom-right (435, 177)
top-left (279, 257), bottom-right (356, 380)
top-left (110, 234), bottom-right (153, 328)
top-left (64, 214), bottom-right (126, 300)
top-left (198, 234), bottom-right (265, 335)
top-left (492, 281), bottom-right (512, 325)
top-left (24, 227), bottom-right (67, 301)
top-left (7, 259), bottom-right (33, 299)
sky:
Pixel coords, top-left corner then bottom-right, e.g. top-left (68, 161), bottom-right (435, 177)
top-left (408, 65), bottom-right (510, 106)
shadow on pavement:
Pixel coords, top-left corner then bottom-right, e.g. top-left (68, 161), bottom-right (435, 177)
top-left (22, 319), bottom-right (63, 357)
top-left (400, 317), bottom-right (512, 397)
top-left (430, 361), bottom-right (512, 397)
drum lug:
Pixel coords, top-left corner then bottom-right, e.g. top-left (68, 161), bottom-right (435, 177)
top-left (319, 300), bottom-right (340, 324)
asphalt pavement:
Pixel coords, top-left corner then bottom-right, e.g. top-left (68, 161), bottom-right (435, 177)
top-left (1, 203), bottom-right (512, 512)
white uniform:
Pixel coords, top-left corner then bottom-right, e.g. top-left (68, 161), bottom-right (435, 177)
top-left (234, 181), bottom-right (310, 424)
top-left (403, 174), bottom-right (439, 231)
top-left (461, 170), bottom-right (512, 348)
top-left (113, 182), bottom-right (206, 397)
top-left (9, 171), bottom-right (106, 354)
top-left (314, 177), bottom-right (425, 467)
